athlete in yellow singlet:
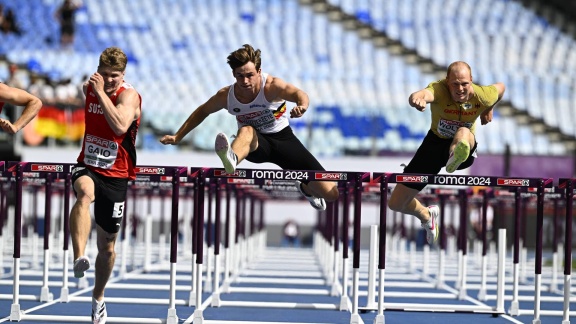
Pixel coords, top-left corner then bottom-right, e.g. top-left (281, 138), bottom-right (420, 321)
top-left (388, 61), bottom-right (506, 245)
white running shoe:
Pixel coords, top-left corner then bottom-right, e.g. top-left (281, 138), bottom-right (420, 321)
top-left (215, 133), bottom-right (237, 174)
top-left (92, 298), bottom-right (107, 324)
top-left (445, 140), bottom-right (470, 173)
top-left (422, 205), bottom-right (440, 244)
top-left (295, 180), bottom-right (327, 211)
top-left (73, 256), bottom-right (90, 278)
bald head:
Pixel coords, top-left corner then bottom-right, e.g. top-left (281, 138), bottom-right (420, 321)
top-left (445, 61), bottom-right (473, 102)
top-left (446, 61), bottom-right (472, 81)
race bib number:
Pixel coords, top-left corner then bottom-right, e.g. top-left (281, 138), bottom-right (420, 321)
top-left (83, 134), bottom-right (118, 169)
top-left (113, 201), bottom-right (125, 218)
top-left (437, 119), bottom-right (473, 138)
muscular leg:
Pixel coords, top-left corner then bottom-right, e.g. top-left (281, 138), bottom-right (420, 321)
top-left (92, 225), bottom-right (117, 300)
top-left (70, 176), bottom-right (95, 260)
top-left (388, 184), bottom-right (430, 223)
top-left (302, 181), bottom-right (339, 202)
top-left (231, 126), bottom-right (258, 164)
top-left (450, 127), bottom-right (475, 153)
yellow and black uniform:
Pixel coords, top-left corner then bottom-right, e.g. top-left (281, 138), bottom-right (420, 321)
top-left (402, 79), bottom-right (499, 191)
top-left (426, 79), bottom-right (499, 139)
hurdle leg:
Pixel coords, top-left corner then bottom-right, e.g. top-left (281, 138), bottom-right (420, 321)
top-left (31, 228), bottom-right (39, 269)
top-left (166, 262), bottom-right (179, 324)
top-left (0, 235), bottom-right (4, 275)
top-left (455, 249), bottom-right (462, 289)
top-left (331, 249), bottom-right (340, 296)
top-left (509, 262), bottom-right (520, 315)
top-left (364, 225), bottom-right (378, 310)
top-left (532, 273), bottom-right (542, 324)
top-left (495, 228), bottom-right (506, 314)
top-left (562, 274), bottom-right (571, 324)
top-left (549, 251), bottom-right (558, 292)
top-left (408, 241), bottom-right (416, 273)
top-left (477, 254), bottom-right (487, 300)
top-left (349, 267), bottom-right (365, 324)
top-left (192, 261), bottom-right (204, 323)
top-left (211, 252), bottom-right (221, 307)
top-left (188, 253), bottom-right (196, 305)
top-left (40, 249), bottom-right (53, 302)
top-left (436, 248), bottom-right (445, 289)
top-left (340, 255), bottom-right (351, 311)
top-left (221, 248), bottom-right (230, 293)
top-left (520, 240), bottom-right (527, 283)
top-left (458, 252), bottom-right (468, 300)
top-left (204, 246), bottom-right (213, 293)
top-left (10, 257), bottom-right (21, 321)
top-left (60, 249), bottom-right (70, 302)
top-left (374, 268), bottom-right (385, 324)
top-left (159, 233), bottom-right (166, 262)
top-left (421, 244), bottom-right (429, 279)
top-left (144, 215), bottom-right (152, 272)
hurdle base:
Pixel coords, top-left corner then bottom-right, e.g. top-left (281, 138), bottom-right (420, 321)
top-left (77, 277), bottom-right (89, 289)
top-left (220, 282), bottom-right (230, 293)
top-left (350, 313), bottom-right (365, 324)
top-left (532, 319), bottom-right (541, 324)
top-left (374, 314), bottom-right (385, 324)
top-left (10, 304), bottom-right (22, 321)
top-left (211, 293), bottom-right (221, 307)
top-left (188, 290), bottom-right (196, 306)
top-left (339, 295), bottom-right (351, 311)
top-left (477, 289), bottom-right (486, 301)
top-left (193, 309), bottom-right (204, 323)
top-left (203, 280), bottom-right (213, 293)
top-left (60, 287), bottom-right (69, 302)
top-left (166, 307), bottom-right (178, 324)
top-left (458, 288), bottom-right (467, 300)
top-left (562, 320), bottom-right (570, 324)
top-left (330, 284), bottom-right (342, 297)
top-left (508, 300), bottom-right (519, 316)
top-left (40, 287), bottom-right (54, 302)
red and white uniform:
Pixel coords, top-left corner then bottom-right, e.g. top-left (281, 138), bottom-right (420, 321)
top-left (77, 82), bottom-right (141, 179)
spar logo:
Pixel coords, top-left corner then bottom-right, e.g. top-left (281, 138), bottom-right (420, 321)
top-left (396, 175), bottom-right (429, 183)
top-left (214, 170), bottom-right (247, 177)
top-left (314, 173), bottom-right (347, 180)
top-left (31, 164), bottom-right (64, 172)
top-left (227, 178), bottom-right (255, 184)
top-left (135, 167), bottom-right (165, 175)
top-left (85, 135), bottom-right (117, 149)
top-left (497, 178), bottom-right (530, 186)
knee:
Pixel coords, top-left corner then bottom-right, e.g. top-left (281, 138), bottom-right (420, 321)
top-left (387, 193), bottom-right (406, 212)
top-left (97, 249), bottom-right (115, 260)
top-left (325, 186), bottom-right (340, 202)
top-left (237, 125), bottom-right (255, 138)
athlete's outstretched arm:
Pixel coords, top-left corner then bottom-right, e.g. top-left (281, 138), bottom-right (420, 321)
top-left (267, 76), bottom-right (309, 118)
top-left (0, 83), bottom-right (43, 134)
top-left (159, 87), bottom-right (228, 145)
top-left (480, 82), bottom-right (506, 125)
top-left (408, 88), bottom-right (434, 112)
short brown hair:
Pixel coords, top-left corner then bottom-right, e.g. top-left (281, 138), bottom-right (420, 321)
top-left (98, 47), bottom-right (128, 71)
top-left (227, 44), bottom-right (261, 71)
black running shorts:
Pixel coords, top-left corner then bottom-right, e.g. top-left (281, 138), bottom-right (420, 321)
top-left (402, 130), bottom-right (477, 191)
top-left (246, 126), bottom-right (325, 184)
top-left (71, 164), bottom-right (128, 233)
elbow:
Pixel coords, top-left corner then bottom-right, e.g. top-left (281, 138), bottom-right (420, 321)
top-left (112, 127), bottom-right (128, 137)
top-left (31, 97), bottom-right (43, 112)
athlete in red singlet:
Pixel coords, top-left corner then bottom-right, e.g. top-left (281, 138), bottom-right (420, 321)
top-left (0, 83), bottom-right (42, 134)
top-left (69, 47), bottom-right (141, 324)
